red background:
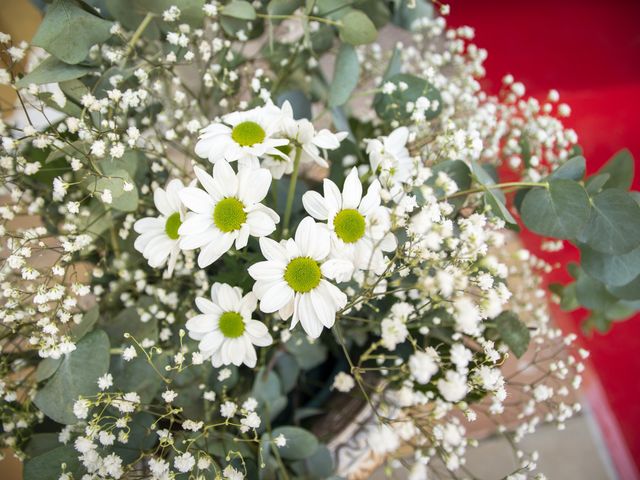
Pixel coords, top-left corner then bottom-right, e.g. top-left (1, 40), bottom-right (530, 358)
top-left (448, 1), bottom-right (640, 478)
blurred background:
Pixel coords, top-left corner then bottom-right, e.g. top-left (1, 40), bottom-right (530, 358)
top-left (2, 0), bottom-right (639, 478)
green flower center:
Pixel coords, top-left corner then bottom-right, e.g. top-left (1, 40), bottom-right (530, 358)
top-left (218, 311), bottom-right (245, 338)
top-left (333, 209), bottom-right (366, 243)
top-left (165, 212), bottom-right (182, 240)
top-left (231, 121), bottom-right (266, 147)
top-left (213, 197), bottom-right (247, 232)
top-left (284, 257), bottom-right (322, 293)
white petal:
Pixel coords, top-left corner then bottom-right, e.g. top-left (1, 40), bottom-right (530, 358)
top-left (195, 297), bottom-right (222, 315)
top-left (358, 180), bottom-right (381, 216)
top-left (320, 279), bottom-right (347, 310)
top-left (134, 217), bottom-right (163, 234)
top-left (238, 167), bottom-right (272, 204)
top-left (227, 338), bottom-right (245, 366)
top-left (194, 166), bottom-right (223, 201)
top-left (313, 129), bottom-right (341, 149)
top-left (294, 217), bottom-right (316, 256)
top-left (248, 261), bottom-right (285, 282)
top-left (259, 282), bottom-right (294, 313)
top-left (302, 190), bottom-right (329, 220)
top-left (323, 178), bottom-right (342, 212)
top-left (154, 187), bottom-right (172, 216)
top-left (239, 292), bottom-right (258, 317)
top-left (235, 224), bottom-right (250, 249)
top-left (298, 293), bottom-right (324, 339)
top-left (342, 167), bottom-right (363, 209)
top-left (186, 313), bottom-right (217, 333)
top-left (179, 213), bottom-right (213, 236)
top-left (243, 340), bottom-right (257, 367)
top-left (165, 179), bottom-right (185, 212)
top-left (217, 283), bottom-right (242, 311)
top-left (199, 330), bottom-right (224, 352)
top-left (321, 258), bottom-right (355, 283)
top-left (179, 226), bottom-right (218, 250)
top-left (246, 210), bottom-right (277, 237)
top-left (245, 319), bottom-right (268, 338)
top-left (310, 287), bottom-right (336, 329)
top-left (197, 233), bottom-right (234, 267)
top-left (213, 159), bottom-right (238, 197)
top-left (259, 237), bottom-right (288, 264)
top-left (134, 230), bottom-right (160, 254)
top-left (279, 297), bottom-right (295, 321)
top-left (178, 187), bottom-right (214, 214)
top-left (387, 126), bottom-right (409, 148)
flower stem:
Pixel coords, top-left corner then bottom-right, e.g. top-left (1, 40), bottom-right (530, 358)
top-left (122, 13), bottom-right (154, 62)
top-left (282, 147), bottom-right (302, 237)
top-left (441, 181), bottom-right (548, 201)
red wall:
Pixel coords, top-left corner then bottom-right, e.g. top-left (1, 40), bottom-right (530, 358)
top-left (448, 1), bottom-right (640, 477)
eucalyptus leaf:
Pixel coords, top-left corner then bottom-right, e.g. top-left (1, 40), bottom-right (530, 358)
top-left (275, 353), bottom-right (301, 393)
top-left (578, 189), bottom-right (640, 254)
top-left (575, 268), bottom-right (618, 310)
top-left (549, 156), bottom-right (586, 181)
top-left (472, 162), bottom-right (517, 226)
top-left (520, 179), bottom-right (590, 239)
top-left (92, 168), bottom-right (139, 212)
top-left (277, 90), bottom-right (312, 120)
top-left (268, 0), bottom-right (302, 16)
top-left (598, 148), bottom-right (634, 190)
top-left (32, 0), bottom-right (113, 64)
top-left (338, 10), bottom-right (377, 45)
top-left (495, 311), bottom-right (530, 358)
top-left (24, 445), bottom-right (84, 480)
top-left (373, 73), bottom-right (441, 124)
top-left (392, 0), bottom-right (433, 30)
top-left (35, 357), bottom-right (62, 382)
top-left (580, 244), bottom-right (640, 287)
top-left (270, 426), bottom-right (319, 460)
top-left (285, 330), bottom-right (328, 369)
top-left (585, 173), bottom-right (611, 195)
top-left (17, 56), bottom-right (94, 87)
top-left (607, 274), bottom-right (640, 301)
top-left (222, 0), bottom-right (256, 20)
top-left (71, 305), bottom-right (100, 340)
top-left (33, 330), bottom-right (110, 424)
top-left (328, 44), bottom-right (360, 107)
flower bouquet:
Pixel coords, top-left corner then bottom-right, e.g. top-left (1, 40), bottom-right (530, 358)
top-left (1, 1), bottom-right (640, 479)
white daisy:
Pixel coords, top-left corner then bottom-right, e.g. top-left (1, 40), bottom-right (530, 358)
top-left (261, 101), bottom-right (347, 179)
top-left (248, 217), bottom-right (349, 339)
top-left (194, 104), bottom-right (289, 167)
top-left (365, 126), bottom-right (414, 186)
top-left (302, 167), bottom-right (396, 279)
top-left (178, 161), bottom-right (279, 268)
top-left (186, 283), bottom-right (272, 368)
top-left (133, 179), bottom-right (186, 276)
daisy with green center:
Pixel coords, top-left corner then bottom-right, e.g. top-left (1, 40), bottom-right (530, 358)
top-left (186, 283), bottom-right (272, 368)
top-left (248, 217), bottom-right (350, 338)
top-left (365, 126), bottom-right (415, 186)
top-left (133, 179), bottom-right (187, 276)
top-left (195, 105), bottom-right (289, 168)
top-left (260, 101), bottom-right (348, 179)
top-left (178, 160), bottom-right (279, 268)
top-left (302, 168), bottom-right (397, 279)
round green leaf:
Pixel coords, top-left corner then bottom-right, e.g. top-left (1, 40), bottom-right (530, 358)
top-left (495, 311), bottom-right (530, 358)
top-left (598, 148), bottom-right (634, 190)
top-left (338, 10), bottom-right (377, 45)
top-left (17, 56), bottom-right (94, 88)
top-left (222, 0), bottom-right (256, 20)
top-left (579, 189), bottom-right (640, 254)
top-left (580, 244), bottom-right (640, 287)
top-left (373, 73), bottom-right (442, 125)
top-left (328, 44), bottom-right (360, 107)
top-left (271, 426), bottom-right (319, 460)
top-left (33, 330), bottom-right (110, 424)
top-left (549, 156), bottom-right (586, 181)
top-left (32, 0), bottom-right (113, 64)
top-left (24, 445), bottom-right (83, 480)
top-left (575, 269), bottom-right (618, 310)
top-left (607, 274), bottom-right (640, 301)
top-left (520, 179), bottom-right (591, 239)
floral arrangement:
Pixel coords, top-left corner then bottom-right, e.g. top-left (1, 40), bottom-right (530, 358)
top-left (1, 1), bottom-right (639, 479)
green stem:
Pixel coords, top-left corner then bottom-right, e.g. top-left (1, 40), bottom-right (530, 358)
top-left (282, 147), bottom-right (302, 237)
top-left (441, 181), bottom-right (548, 201)
top-left (122, 13), bottom-right (154, 62)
